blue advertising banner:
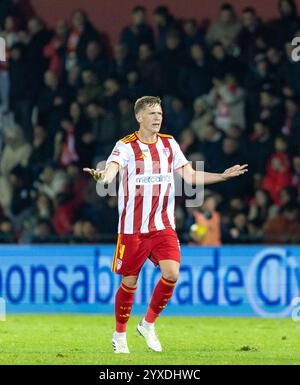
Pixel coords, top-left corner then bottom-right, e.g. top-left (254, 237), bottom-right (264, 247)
top-left (0, 245), bottom-right (300, 317)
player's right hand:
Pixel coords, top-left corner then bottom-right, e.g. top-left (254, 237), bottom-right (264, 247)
top-left (83, 167), bottom-right (106, 182)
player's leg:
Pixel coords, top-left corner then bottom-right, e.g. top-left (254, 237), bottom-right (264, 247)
top-left (144, 259), bottom-right (179, 323)
top-left (115, 275), bottom-right (138, 333)
top-left (137, 228), bottom-right (181, 352)
top-left (112, 275), bottom-right (138, 354)
top-left (137, 260), bottom-right (179, 352)
top-left (111, 233), bottom-right (149, 353)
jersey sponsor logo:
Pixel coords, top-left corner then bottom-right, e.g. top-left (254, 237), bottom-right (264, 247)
top-left (135, 173), bottom-right (172, 185)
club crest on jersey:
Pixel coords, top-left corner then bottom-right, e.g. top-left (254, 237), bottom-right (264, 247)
top-left (163, 148), bottom-right (170, 157)
top-left (116, 259), bottom-right (122, 270)
top-left (137, 151), bottom-right (147, 159)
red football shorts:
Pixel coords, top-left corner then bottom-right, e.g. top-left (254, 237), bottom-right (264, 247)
top-left (111, 227), bottom-right (181, 276)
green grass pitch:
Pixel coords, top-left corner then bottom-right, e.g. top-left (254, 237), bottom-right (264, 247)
top-left (0, 314), bottom-right (300, 365)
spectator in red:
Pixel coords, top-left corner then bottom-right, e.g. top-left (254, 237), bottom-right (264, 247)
top-left (43, 19), bottom-right (68, 77)
top-left (55, 118), bottom-right (79, 168)
top-left (262, 135), bottom-right (292, 204)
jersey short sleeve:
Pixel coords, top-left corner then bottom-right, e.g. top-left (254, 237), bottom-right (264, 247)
top-left (171, 138), bottom-right (189, 171)
top-left (106, 141), bottom-right (130, 168)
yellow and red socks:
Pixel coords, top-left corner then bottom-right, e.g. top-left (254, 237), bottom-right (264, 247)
top-left (144, 276), bottom-right (177, 324)
top-left (115, 282), bottom-right (136, 333)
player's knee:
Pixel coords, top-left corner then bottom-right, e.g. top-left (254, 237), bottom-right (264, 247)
top-left (162, 271), bottom-right (179, 282)
top-left (122, 276), bottom-right (138, 288)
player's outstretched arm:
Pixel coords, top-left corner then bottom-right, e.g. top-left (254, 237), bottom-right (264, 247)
top-left (83, 162), bottom-right (119, 184)
top-left (176, 163), bottom-right (248, 185)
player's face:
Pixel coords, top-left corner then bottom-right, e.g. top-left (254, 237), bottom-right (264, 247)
top-left (137, 104), bottom-right (163, 134)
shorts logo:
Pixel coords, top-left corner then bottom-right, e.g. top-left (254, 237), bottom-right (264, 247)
top-left (116, 259), bottom-right (122, 270)
top-left (112, 149), bottom-right (120, 156)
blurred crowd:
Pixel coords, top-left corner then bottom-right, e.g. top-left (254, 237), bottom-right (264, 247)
top-left (1, 0), bottom-right (300, 244)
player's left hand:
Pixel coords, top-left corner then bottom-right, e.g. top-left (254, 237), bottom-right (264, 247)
top-left (221, 164), bottom-right (248, 180)
top-left (83, 167), bottom-right (106, 183)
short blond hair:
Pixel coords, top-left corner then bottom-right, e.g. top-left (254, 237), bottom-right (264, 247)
top-left (134, 96), bottom-right (162, 114)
